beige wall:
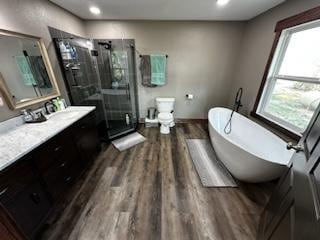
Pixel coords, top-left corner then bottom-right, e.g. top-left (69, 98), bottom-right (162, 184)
top-left (0, 0), bottom-right (319, 122)
top-left (85, 21), bottom-right (245, 119)
top-left (0, 0), bottom-right (85, 121)
top-left (229, 0), bottom-right (320, 115)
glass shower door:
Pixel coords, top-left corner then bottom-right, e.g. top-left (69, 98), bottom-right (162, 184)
top-left (95, 39), bottom-right (138, 139)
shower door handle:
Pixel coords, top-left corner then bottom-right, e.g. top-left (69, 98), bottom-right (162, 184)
top-left (71, 78), bottom-right (79, 87)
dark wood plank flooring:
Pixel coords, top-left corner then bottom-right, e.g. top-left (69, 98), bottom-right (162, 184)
top-left (40, 123), bottom-right (273, 240)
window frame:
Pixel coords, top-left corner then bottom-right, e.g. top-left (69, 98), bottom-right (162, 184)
top-left (252, 6), bottom-right (320, 141)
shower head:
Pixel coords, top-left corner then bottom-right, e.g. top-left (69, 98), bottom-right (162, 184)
top-left (98, 41), bottom-right (112, 49)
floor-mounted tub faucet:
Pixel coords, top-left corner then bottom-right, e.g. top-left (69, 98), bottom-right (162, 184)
top-left (235, 87), bottom-right (243, 112)
top-left (224, 87), bottom-right (244, 134)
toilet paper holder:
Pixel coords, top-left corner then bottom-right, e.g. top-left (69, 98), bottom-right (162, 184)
top-left (186, 94), bottom-right (194, 100)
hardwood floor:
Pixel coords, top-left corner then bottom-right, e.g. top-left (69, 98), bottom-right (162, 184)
top-left (40, 123), bottom-right (273, 240)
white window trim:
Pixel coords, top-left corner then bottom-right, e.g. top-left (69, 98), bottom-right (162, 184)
top-left (257, 19), bottom-right (320, 135)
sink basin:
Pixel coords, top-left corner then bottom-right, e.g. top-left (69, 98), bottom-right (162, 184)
top-left (46, 111), bottom-right (80, 121)
top-left (57, 112), bottom-right (80, 120)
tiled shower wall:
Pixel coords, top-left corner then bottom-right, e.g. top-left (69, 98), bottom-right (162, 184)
top-left (49, 27), bottom-right (105, 126)
top-left (49, 28), bottom-right (138, 132)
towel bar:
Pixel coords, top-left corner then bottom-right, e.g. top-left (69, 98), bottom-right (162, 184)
top-left (139, 54), bottom-right (168, 58)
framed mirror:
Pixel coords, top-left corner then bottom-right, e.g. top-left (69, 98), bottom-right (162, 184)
top-left (0, 29), bottom-right (60, 110)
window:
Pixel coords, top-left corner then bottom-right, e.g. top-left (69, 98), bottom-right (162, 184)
top-left (256, 20), bottom-right (320, 136)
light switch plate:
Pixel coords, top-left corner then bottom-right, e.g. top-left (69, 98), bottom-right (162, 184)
top-left (0, 97), bottom-right (4, 107)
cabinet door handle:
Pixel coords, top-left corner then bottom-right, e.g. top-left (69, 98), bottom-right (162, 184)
top-left (30, 192), bottom-right (41, 204)
top-left (0, 187), bottom-right (8, 196)
top-left (65, 176), bottom-right (72, 183)
top-left (54, 146), bottom-right (62, 152)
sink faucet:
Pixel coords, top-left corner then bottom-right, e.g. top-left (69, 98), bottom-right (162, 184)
top-left (44, 101), bottom-right (56, 115)
top-left (21, 109), bottom-right (47, 123)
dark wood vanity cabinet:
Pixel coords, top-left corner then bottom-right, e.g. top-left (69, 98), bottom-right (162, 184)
top-left (0, 204), bottom-right (25, 240)
top-left (34, 129), bottom-right (82, 201)
top-left (0, 112), bottom-right (100, 239)
top-left (4, 181), bottom-right (52, 238)
top-left (0, 157), bottom-right (52, 239)
top-left (73, 112), bottom-right (100, 164)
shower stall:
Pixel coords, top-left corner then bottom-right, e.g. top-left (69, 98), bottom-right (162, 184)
top-left (54, 37), bottom-right (139, 140)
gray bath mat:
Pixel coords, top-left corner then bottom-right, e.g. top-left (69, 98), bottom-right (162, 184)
top-left (186, 139), bottom-right (237, 187)
top-left (112, 132), bottom-right (146, 151)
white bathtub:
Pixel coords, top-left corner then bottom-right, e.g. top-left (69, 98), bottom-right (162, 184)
top-left (208, 107), bottom-right (294, 183)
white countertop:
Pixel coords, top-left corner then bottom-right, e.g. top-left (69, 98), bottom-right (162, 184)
top-left (0, 106), bottom-right (96, 172)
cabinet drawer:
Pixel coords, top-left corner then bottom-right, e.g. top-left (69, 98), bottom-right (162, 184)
top-left (34, 131), bottom-right (75, 172)
top-left (34, 140), bottom-right (66, 171)
top-left (42, 161), bottom-right (70, 199)
top-left (73, 114), bottom-right (95, 137)
top-left (73, 113), bottom-right (100, 163)
top-left (42, 157), bottom-right (80, 200)
top-left (0, 161), bottom-right (34, 203)
top-left (3, 181), bottom-right (52, 238)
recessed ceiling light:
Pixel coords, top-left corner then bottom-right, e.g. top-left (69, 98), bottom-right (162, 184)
top-left (217, 0), bottom-right (230, 6)
top-left (89, 6), bottom-right (101, 15)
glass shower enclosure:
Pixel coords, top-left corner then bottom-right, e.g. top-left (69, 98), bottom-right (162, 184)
top-left (54, 37), bottom-right (139, 140)
top-left (94, 39), bottom-right (139, 138)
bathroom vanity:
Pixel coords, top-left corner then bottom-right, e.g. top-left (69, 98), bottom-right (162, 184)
top-left (0, 107), bottom-right (100, 239)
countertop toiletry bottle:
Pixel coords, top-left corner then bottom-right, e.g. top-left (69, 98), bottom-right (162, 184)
top-left (52, 98), bottom-right (61, 111)
top-left (59, 98), bottom-right (66, 110)
top-left (61, 98), bottom-right (67, 109)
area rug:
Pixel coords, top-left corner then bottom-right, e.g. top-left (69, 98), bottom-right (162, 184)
top-left (186, 139), bottom-right (237, 187)
top-left (112, 132), bottom-right (146, 151)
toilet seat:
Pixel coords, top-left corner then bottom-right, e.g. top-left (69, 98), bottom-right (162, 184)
top-left (158, 112), bottom-right (173, 121)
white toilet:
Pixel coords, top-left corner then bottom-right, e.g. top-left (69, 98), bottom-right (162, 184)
top-left (156, 97), bottom-right (175, 134)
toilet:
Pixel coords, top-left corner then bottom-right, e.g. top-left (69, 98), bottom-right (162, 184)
top-left (156, 97), bottom-right (175, 134)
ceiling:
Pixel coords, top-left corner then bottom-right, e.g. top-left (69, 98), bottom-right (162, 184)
top-left (50, 0), bottom-right (286, 21)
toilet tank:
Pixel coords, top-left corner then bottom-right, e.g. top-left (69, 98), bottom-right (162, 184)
top-left (156, 97), bottom-right (175, 112)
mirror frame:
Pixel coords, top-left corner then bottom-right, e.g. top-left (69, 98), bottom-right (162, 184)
top-left (0, 29), bottom-right (60, 110)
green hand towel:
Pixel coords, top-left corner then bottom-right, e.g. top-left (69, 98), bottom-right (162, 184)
top-left (151, 54), bottom-right (166, 86)
top-left (15, 56), bottom-right (36, 86)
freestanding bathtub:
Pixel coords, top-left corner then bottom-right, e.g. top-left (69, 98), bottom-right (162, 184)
top-left (208, 107), bottom-right (294, 183)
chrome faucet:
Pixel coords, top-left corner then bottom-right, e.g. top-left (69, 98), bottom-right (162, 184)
top-left (21, 109), bottom-right (34, 122)
top-left (44, 101), bottom-right (56, 115)
top-left (21, 109), bottom-right (47, 123)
